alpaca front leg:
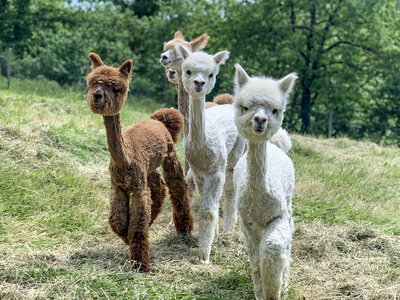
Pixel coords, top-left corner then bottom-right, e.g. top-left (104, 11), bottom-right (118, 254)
top-left (162, 150), bottom-right (193, 234)
top-left (242, 224), bottom-right (264, 300)
top-left (259, 218), bottom-right (292, 299)
top-left (222, 167), bottom-right (237, 232)
top-left (108, 182), bottom-right (129, 244)
top-left (198, 173), bottom-right (224, 264)
top-left (128, 189), bottom-right (152, 272)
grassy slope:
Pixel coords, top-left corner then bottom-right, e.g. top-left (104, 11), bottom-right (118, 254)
top-left (0, 78), bottom-right (399, 299)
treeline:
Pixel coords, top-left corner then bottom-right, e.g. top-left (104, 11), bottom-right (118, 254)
top-left (1, 0), bottom-right (399, 144)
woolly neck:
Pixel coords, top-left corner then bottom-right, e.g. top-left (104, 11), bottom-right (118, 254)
top-left (188, 93), bottom-right (206, 147)
top-left (103, 114), bottom-right (128, 166)
top-left (177, 73), bottom-right (190, 138)
top-left (247, 140), bottom-right (268, 187)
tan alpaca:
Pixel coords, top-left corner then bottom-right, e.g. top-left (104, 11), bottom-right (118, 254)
top-left (86, 53), bottom-right (193, 272)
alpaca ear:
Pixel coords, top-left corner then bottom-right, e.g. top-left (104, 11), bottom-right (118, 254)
top-left (189, 33), bottom-right (209, 52)
top-left (234, 63), bottom-right (250, 88)
top-left (213, 51), bottom-right (230, 65)
top-left (277, 72), bottom-right (298, 95)
top-left (176, 44), bottom-right (191, 60)
top-left (89, 52), bottom-right (104, 70)
top-left (119, 60), bottom-right (133, 77)
top-left (174, 31), bottom-right (184, 39)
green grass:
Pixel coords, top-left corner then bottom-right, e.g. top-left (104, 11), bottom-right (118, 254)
top-left (0, 77), bottom-right (399, 299)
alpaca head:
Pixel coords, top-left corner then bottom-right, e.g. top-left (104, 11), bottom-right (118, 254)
top-left (86, 53), bottom-right (132, 116)
top-left (233, 64), bottom-right (297, 142)
top-left (176, 44), bottom-right (229, 96)
top-left (160, 31), bottom-right (209, 71)
top-left (165, 67), bottom-right (178, 84)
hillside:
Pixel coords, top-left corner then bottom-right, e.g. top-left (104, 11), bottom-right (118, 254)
top-left (0, 79), bottom-right (399, 299)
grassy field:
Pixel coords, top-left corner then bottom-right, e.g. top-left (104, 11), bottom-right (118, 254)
top-left (0, 77), bottom-right (399, 299)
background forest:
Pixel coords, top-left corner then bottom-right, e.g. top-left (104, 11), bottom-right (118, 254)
top-left (0, 0), bottom-right (399, 143)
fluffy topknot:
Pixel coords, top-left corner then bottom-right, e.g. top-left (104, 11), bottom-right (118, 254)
top-left (150, 108), bottom-right (184, 143)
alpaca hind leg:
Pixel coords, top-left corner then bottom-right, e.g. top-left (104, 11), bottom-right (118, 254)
top-left (108, 182), bottom-right (129, 245)
top-left (162, 148), bottom-right (193, 234)
top-left (282, 218), bottom-right (294, 291)
top-left (128, 189), bottom-right (152, 272)
top-left (223, 136), bottom-right (245, 232)
top-left (148, 170), bottom-right (168, 226)
top-left (259, 218), bottom-right (292, 299)
top-left (222, 167), bottom-right (237, 232)
top-left (185, 168), bottom-right (197, 205)
top-left (198, 173), bottom-right (225, 264)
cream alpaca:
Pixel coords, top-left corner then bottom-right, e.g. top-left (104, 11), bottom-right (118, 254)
top-left (233, 64), bottom-right (297, 299)
top-left (176, 45), bottom-right (246, 264)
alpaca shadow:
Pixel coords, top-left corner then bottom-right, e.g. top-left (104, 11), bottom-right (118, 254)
top-left (67, 233), bottom-right (198, 270)
top-left (68, 244), bottom-right (129, 270)
top-left (188, 270), bottom-right (254, 300)
top-left (150, 231), bottom-right (199, 264)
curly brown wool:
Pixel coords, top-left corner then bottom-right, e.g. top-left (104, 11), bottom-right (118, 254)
top-left (87, 53), bottom-right (193, 272)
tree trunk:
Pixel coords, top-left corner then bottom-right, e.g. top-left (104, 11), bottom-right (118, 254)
top-left (163, 75), bottom-right (167, 107)
top-left (7, 48), bottom-right (12, 89)
top-left (301, 86), bottom-right (311, 134)
top-left (328, 107), bottom-right (333, 138)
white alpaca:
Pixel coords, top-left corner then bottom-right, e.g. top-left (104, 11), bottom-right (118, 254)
top-left (160, 32), bottom-right (210, 200)
top-left (176, 44), bottom-right (246, 264)
top-left (233, 64), bottom-right (297, 300)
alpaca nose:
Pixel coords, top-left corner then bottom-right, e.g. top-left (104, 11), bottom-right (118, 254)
top-left (94, 91), bottom-right (103, 101)
top-left (194, 80), bottom-right (205, 87)
top-left (93, 91), bottom-right (104, 106)
top-left (254, 115), bottom-right (267, 125)
top-left (160, 53), bottom-right (170, 65)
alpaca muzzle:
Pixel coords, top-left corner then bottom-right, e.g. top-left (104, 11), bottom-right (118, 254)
top-left (93, 88), bottom-right (105, 107)
top-left (160, 52), bottom-right (172, 65)
top-left (252, 113), bottom-right (268, 133)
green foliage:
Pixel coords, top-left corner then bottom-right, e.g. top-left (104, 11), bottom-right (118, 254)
top-left (0, 0), bottom-right (399, 143)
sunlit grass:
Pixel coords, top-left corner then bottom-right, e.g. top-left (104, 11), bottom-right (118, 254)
top-left (0, 77), bottom-right (399, 299)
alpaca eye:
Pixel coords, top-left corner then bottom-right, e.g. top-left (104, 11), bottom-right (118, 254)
top-left (241, 106), bottom-right (248, 113)
top-left (113, 88), bottom-right (121, 94)
top-left (186, 70), bottom-right (192, 76)
top-left (272, 108), bottom-right (278, 115)
top-left (208, 73), bottom-right (213, 78)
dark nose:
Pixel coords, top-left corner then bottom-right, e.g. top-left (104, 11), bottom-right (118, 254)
top-left (254, 115), bottom-right (267, 124)
top-left (93, 91), bottom-right (104, 102)
top-left (194, 80), bottom-right (205, 87)
top-left (162, 55), bottom-right (168, 60)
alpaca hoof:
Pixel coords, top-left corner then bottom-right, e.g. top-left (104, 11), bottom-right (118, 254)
top-left (131, 260), bottom-right (150, 273)
top-left (199, 257), bottom-right (210, 265)
top-left (199, 253), bottom-right (210, 264)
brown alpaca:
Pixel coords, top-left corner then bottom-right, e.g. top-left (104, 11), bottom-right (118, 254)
top-left (86, 53), bottom-right (193, 272)
top-left (205, 93), bottom-right (234, 109)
